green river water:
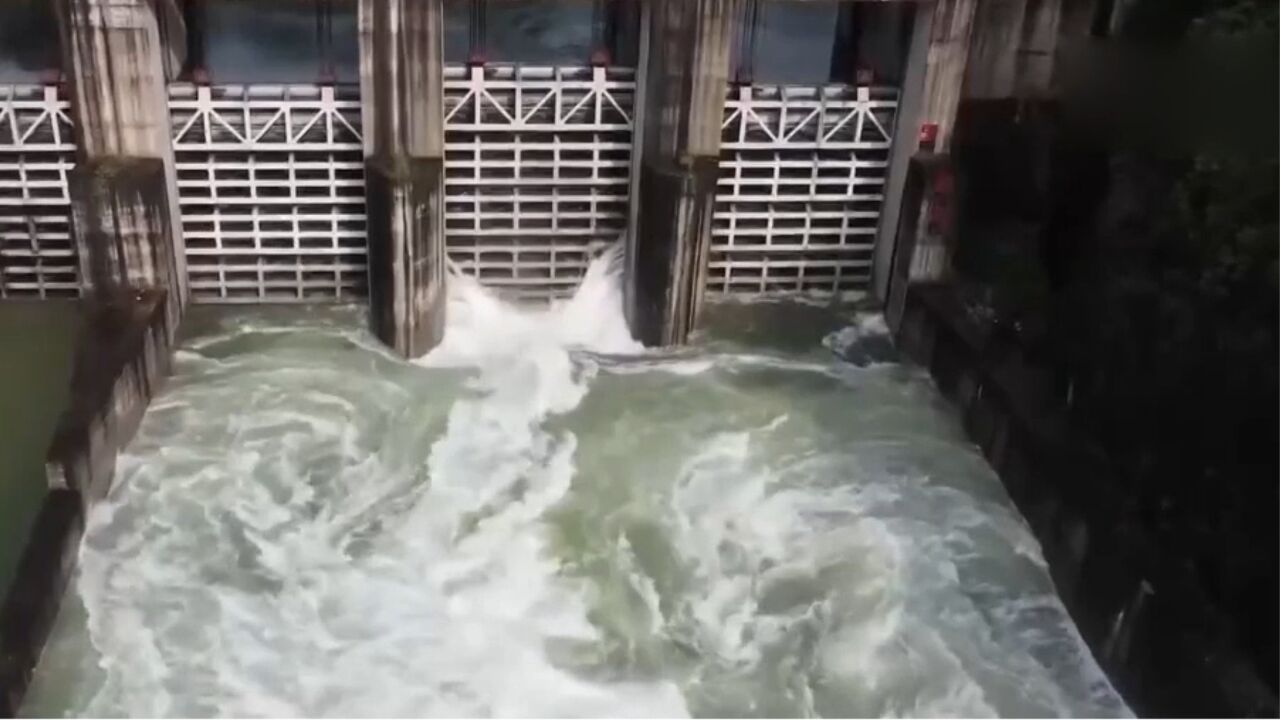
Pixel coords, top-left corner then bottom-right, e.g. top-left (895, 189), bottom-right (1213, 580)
top-left (0, 301), bottom-right (80, 596)
top-left (17, 264), bottom-right (1127, 717)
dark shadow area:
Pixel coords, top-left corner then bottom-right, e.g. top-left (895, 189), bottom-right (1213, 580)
top-left (731, 0), bottom-right (916, 86)
top-left (182, 0), bottom-right (358, 83)
top-left (444, 0), bottom-right (640, 67)
top-left (0, 0), bottom-right (60, 82)
top-left (946, 0), bottom-right (1278, 708)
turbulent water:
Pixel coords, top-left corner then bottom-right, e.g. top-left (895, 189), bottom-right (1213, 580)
top-left (24, 252), bottom-right (1128, 718)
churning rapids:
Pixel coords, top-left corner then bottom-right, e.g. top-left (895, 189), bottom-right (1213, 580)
top-left (24, 251), bottom-right (1128, 718)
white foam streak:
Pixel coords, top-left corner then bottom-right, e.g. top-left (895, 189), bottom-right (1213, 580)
top-left (385, 247), bottom-right (683, 717)
top-left (661, 413), bottom-right (1125, 718)
top-left (422, 244), bottom-right (642, 369)
top-left (55, 251), bottom-right (690, 718)
top-left (24, 252), bottom-right (1128, 719)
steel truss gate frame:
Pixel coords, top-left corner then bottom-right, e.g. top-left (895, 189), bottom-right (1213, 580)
top-left (0, 85), bottom-right (78, 299)
top-left (444, 64), bottom-right (635, 301)
top-left (710, 83), bottom-right (899, 296)
top-left (169, 83), bottom-right (368, 303)
top-left (5, 75), bottom-right (901, 304)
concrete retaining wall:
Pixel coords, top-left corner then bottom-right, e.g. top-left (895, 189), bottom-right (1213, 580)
top-left (0, 289), bottom-right (171, 716)
top-left (895, 280), bottom-right (1278, 717)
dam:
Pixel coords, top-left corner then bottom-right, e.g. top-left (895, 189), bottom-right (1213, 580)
top-left (2, 0), bottom-right (1236, 716)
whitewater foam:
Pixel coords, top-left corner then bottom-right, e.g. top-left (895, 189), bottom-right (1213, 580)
top-left (23, 248), bottom-right (1129, 718)
top-left (424, 244), bottom-right (642, 367)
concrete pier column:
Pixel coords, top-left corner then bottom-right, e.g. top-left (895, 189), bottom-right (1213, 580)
top-left (899, 0), bottom-right (979, 285)
top-left (877, 0), bottom-right (981, 331)
top-left (55, 0), bottom-right (187, 332)
top-left (358, 0), bottom-right (447, 358)
top-left (872, 2), bottom-right (934, 302)
top-left (919, 0), bottom-right (979, 155)
top-left (626, 0), bottom-right (742, 347)
top-left (70, 159), bottom-right (176, 296)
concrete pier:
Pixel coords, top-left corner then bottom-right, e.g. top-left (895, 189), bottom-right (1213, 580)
top-left (883, 0), bottom-right (1070, 313)
top-left (359, 0), bottom-right (447, 358)
top-left (872, 3), bottom-right (934, 301)
top-left (877, 0), bottom-right (981, 325)
top-left (55, 0), bottom-right (187, 333)
top-left (627, 0), bottom-right (742, 347)
top-left (919, 0), bottom-right (980, 155)
top-left (69, 158), bottom-right (178, 325)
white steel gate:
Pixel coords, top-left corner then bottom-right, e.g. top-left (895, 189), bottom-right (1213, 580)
top-left (709, 84), bottom-right (899, 296)
top-left (444, 65), bottom-right (635, 300)
top-left (169, 84), bottom-right (368, 302)
top-left (0, 85), bottom-right (78, 299)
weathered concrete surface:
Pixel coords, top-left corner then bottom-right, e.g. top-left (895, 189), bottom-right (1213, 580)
top-left (894, 281), bottom-right (1279, 718)
top-left (872, 3), bottom-right (934, 302)
top-left (627, 0), bottom-right (742, 347)
top-left (360, 0), bottom-right (445, 160)
top-left (55, 0), bottom-right (187, 310)
top-left (70, 158), bottom-right (180, 333)
top-left (631, 158), bottom-right (719, 347)
top-left (881, 0), bottom-right (1103, 311)
top-left (359, 0), bottom-right (446, 357)
top-left (365, 157), bottom-right (446, 358)
top-left (885, 154), bottom-right (927, 331)
top-left (152, 0), bottom-right (187, 78)
top-left (885, 152), bottom-right (954, 333)
top-left (919, 0), bottom-right (979, 153)
top-left (878, 0), bottom-right (1090, 302)
top-left (964, 0), bottom-right (1064, 100)
top-left (0, 289), bottom-right (171, 715)
top-left (45, 289), bottom-right (171, 506)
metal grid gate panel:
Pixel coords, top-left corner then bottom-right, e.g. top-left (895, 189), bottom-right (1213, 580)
top-left (709, 84), bottom-right (899, 296)
top-left (169, 84), bottom-right (368, 303)
top-left (444, 65), bottom-right (634, 300)
top-left (0, 85), bottom-right (78, 299)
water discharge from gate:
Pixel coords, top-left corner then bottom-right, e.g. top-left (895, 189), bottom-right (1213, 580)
top-left (23, 249), bottom-right (1129, 717)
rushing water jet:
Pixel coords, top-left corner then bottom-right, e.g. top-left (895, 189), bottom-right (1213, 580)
top-left (23, 248), bottom-right (1129, 717)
